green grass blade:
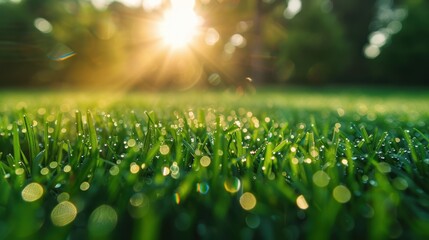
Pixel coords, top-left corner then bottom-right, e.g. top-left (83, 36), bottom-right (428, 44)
top-left (12, 123), bottom-right (21, 168)
top-left (403, 129), bottom-right (419, 164)
top-left (23, 115), bottom-right (39, 164)
top-left (414, 128), bottom-right (429, 147)
top-left (86, 110), bottom-right (98, 156)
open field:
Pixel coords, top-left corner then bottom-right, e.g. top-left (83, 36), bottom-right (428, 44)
top-left (0, 88), bottom-right (429, 240)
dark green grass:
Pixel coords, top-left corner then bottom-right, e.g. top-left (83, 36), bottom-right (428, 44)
top-left (0, 89), bottom-right (429, 240)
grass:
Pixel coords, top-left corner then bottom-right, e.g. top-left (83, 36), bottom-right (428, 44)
top-left (0, 88), bottom-right (429, 240)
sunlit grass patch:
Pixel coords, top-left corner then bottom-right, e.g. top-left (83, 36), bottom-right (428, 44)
top-left (0, 88), bottom-right (429, 239)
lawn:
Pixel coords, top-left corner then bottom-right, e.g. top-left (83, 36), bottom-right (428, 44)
top-left (0, 88), bottom-right (429, 240)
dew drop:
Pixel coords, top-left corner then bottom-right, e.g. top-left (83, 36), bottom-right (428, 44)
top-left (50, 201), bottom-right (77, 227)
top-left (312, 171), bottom-right (330, 187)
top-left (127, 139), bottom-right (136, 148)
top-left (80, 182), bottom-right (90, 191)
top-left (197, 182), bottom-right (210, 194)
top-left (224, 177), bottom-right (241, 193)
top-left (240, 192), bottom-right (257, 211)
top-left (15, 168), bottom-right (25, 175)
top-left (378, 162), bottom-right (391, 173)
top-left (296, 195), bottom-right (309, 210)
top-left (130, 193), bottom-right (145, 207)
top-left (393, 177), bottom-right (408, 191)
top-left (109, 166), bottom-right (120, 176)
top-left (130, 163), bottom-right (140, 174)
top-left (162, 166), bottom-right (170, 176)
top-left (40, 167), bottom-right (49, 175)
top-left (200, 156), bottom-right (211, 167)
top-left (88, 205), bottom-right (118, 237)
top-left (333, 185), bottom-right (352, 203)
top-left (63, 165), bottom-right (72, 173)
top-left (160, 145), bottom-right (170, 155)
top-left (21, 182), bottom-right (44, 202)
top-left (174, 192), bottom-right (181, 205)
top-left (245, 214), bottom-right (261, 229)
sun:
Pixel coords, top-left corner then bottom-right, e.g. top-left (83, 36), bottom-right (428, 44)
top-left (158, 3), bottom-right (202, 48)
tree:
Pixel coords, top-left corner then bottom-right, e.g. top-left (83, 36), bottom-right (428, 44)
top-left (331, 0), bottom-right (377, 83)
top-left (0, 1), bottom-right (49, 86)
top-left (373, 0), bottom-right (429, 84)
top-left (273, 0), bottom-right (349, 84)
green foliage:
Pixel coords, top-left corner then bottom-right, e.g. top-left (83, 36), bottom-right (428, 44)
top-left (331, 0), bottom-right (377, 82)
top-left (0, 89), bottom-right (429, 239)
top-left (1, 0), bottom-right (428, 87)
top-left (373, 0), bottom-right (429, 84)
top-left (276, 0), bottom-right (350, 83)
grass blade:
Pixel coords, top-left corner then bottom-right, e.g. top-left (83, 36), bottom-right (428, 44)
top-left (12, 123), bottom-right (21, 168)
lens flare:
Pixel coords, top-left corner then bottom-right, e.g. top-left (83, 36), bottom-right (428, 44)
top-left (158, 1), bottom-right (202, 48)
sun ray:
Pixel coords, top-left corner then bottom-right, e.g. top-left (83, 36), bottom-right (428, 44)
top-left (157, 0), bottom-right (202, 48)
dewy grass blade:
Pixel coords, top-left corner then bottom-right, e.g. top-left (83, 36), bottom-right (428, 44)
top-left (6, 154), bottom-right (15, 169)
top-left (403, 129), bottom-right (419, 164)
top-left (73, 111), bottom-right (85, 168)
top-left (32, 150), bottom-right (45, 178)
top-left (86, 110), bottom-right (98, 156)
top-left (235, 130), bottom-right (244, 157)
top-left (273, 139), bottom-right (288, 153)
top-left (51, 113), bottom-right (63, 162)
top-left (76, 111), bottom-right (84, 137)
top-left (414, 128), bottom-right (429, 147)
top-left (0, 90), bottom-right (427, 239)
top-left (263, 142), bottom-right (273, 176)
top-left (43, 122), bottom-right (49, 165)
top-left (23, 115), bottom-right (39, 164)
top-left (374, 131), bottom-right (388, 153)
top-left (0, 161), bottom-right (12, 175)
top-left (12, 123), bottom-right (21, 168)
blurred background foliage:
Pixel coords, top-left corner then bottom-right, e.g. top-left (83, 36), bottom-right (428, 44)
top-left (0, 0), bottom-right (428, 89)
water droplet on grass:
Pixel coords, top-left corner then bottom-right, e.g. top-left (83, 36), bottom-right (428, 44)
top-left (127, 139), bottom-right (136, 147)
top-left (130, 193), bottom-right (145, 207)
top-left (63, 165), bottom-right (72, 173)
top-left (200, 156), bottom-right (211, 167)
top-left (40, 167), bottom-right (49, 175)
top-left (160, 145), bottom-right (170, 155)
top-left (170, 162), bottom-right (180, 174)
top-left (197, 182), bottom-right (210, 194)
top-left (80, 182), bottom-right (90, 191)
top-left (15, 168), bottom-right (25, 175)
top-left (240, 192), bottom-right (257, 210)
top-left (51, 201), bottom-right (77, 227)
top-left (393, 177), bottom-right (408, 190)
top-left (130, 162), bottom-right (140, 174)
top-left (88, 205), bottom-right (118, 237)
top-left (296, 195), bottom-right (309, 210)
top-left (57, 192), bottom-right (70, 202)
top-left (333, 185), bottom-right (351, 203)
top-left (174, 193), bottom-right (181, 204)
top-left (162, 166), bottom-right (170, 176)
top-left (224, 177), bottom-right (241, 193)
top-left (245, 214), bottom-right (261, 229)
top-left (291, 158), bottom-right (299, 165)
top-left (312, 171), bottom-right (330, 187)
top-left (49, 162), bottom-right (58, 169)
top-left (21, 182), bottom-right (44, 202)
top-left (378, 162), bottom-right (391, 173)
top-left (109, 166), bottom-right (120, 176)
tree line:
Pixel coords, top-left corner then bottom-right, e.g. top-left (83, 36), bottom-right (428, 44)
top-left (0, 0), bottom-right (428, 88)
